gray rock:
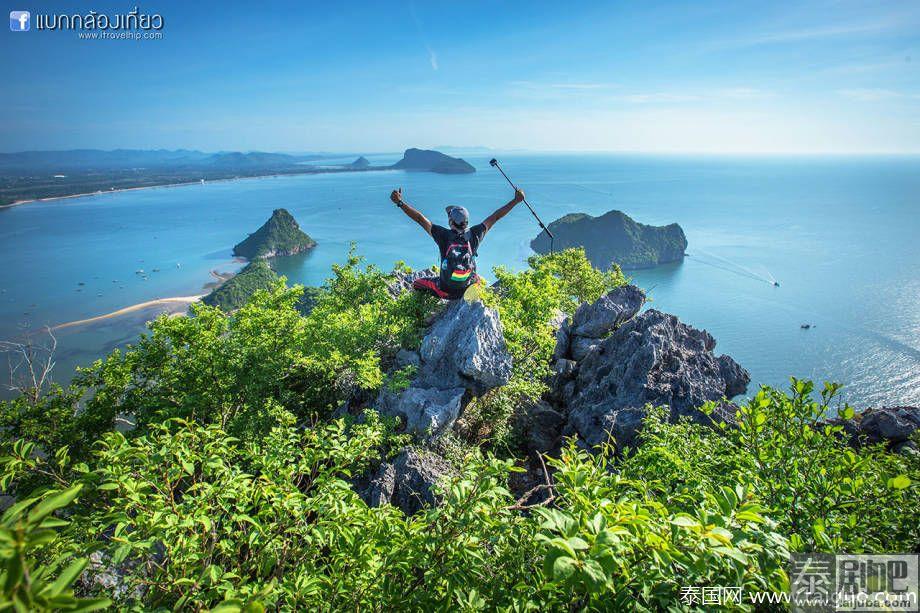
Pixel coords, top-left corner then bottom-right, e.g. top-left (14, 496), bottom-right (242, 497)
top-left (518, 400), bottom-right (566, 454)
top-left (718, 354), bottom-right (750, 398)
top-left (416, 299), bottom-right (512, 395)
top-left (859, 407), bottom-right (919, 442)
top-left (566, 309), bottom-right (750, 449)
top-left (553, 358), bottom-right (578, 380)
top-left (395, 348), bottom-right (421, 369)
top-left (358, 448), bottom-right (455, 515)
top-left (553, 321), bottom-right (571, 360)
top-left (79, 550), bottom-right (152, 601)
top-left (388, 269), bottom-right (437, 298)
top-left (376, 386), bottom-right (465, 439)
top-left (561, 381), bottom-right (577, 408)
top-left (360, 461), bottom-right (396, 507)
top-left (571, 285), bottom-right (646, 338)
top-left (569, 335), bottom-right (599, 361)
top-left (829, 406), bottom-right (920, 449)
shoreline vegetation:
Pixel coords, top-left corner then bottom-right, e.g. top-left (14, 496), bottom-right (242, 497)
top-left (0, 171), bottom-right (371, 210)
top-left (0, 148), bottom-right (475, 209)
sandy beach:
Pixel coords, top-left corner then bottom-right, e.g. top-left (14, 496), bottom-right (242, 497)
top-left (52, 295), bottom-right (204, 331)
top-left (0, 179), bottom-right (229, 210)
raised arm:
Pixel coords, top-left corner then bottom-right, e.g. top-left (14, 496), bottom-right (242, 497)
top-left (390, 188), bottom-right (432, 235)
top-left (482, 188), bottom-right (525, 231)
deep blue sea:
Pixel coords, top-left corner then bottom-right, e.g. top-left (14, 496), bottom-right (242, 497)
top-left (1, 153), bottom-right (918, 408)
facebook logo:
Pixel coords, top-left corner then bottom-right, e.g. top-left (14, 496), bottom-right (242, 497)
top-left (10, 11), bottom-right (30, 31)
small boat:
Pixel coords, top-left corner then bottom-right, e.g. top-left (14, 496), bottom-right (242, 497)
top-left (152, 268), bottom-right (160, 273)
top-left (135, 269), bottom-right (144, 274)
top-left (801, 324), bottom-right (812, 329)
top-left (773, 281), bottom-right (780, 287)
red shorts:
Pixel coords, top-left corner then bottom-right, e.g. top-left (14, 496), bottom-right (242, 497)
top-left (411, 275), bottom-right (474, 300)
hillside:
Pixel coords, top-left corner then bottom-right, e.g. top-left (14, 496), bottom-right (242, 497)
top-left (390, 148), bottom-right (475, 174)
top-left (232, 208), bottom-right (317, 260)
top-left (1, 249), bottom-right (916, 612)
top-left (201, 260), bottom-right (279, 311)
top-left (531, 210), bottom-right (687, 269)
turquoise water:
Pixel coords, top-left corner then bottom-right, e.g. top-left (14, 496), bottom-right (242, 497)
top-left (1, 153), bottom-right (918, 407)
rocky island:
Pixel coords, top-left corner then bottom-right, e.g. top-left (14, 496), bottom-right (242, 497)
top-left (205, 209), bottom-right (317, 311)
top-left (349, 156), bottom-right (370, 168)
top-left (531, 209), bottom-right (687, 270)
top-left (232, 208), bottom-right (317, 260)
top-left (390, 148), bottom-right (476, 174)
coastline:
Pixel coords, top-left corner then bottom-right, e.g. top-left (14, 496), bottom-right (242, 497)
top-left (0, 180), bottom-right (212, 210)
top-left (51, 295), bottom-right (204, 331)
top-left (0, 165), bottom-right (397, 211)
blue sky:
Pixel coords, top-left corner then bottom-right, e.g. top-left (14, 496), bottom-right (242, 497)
top-left (2, 0), bottom-right (919, 153)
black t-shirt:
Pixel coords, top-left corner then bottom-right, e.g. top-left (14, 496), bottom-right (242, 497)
top-left (430, 223), bottom-right (488, 296)
top-left (430, 223), bottom-right (487, 260)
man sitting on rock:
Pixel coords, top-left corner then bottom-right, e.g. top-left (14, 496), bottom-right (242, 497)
top-left (389, 187), bottom-right (525, 299)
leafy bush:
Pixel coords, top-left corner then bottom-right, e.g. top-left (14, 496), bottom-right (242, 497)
top-left (0, 247), bottom-right (917, 610)
top-left (201, 260), bottom-right (279, 312)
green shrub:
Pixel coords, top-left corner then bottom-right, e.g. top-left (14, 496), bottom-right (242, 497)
top-left (0, 247), bottom-right (917, 611)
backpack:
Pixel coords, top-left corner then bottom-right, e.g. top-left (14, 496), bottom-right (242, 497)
top-left (439, 235), bottom-right (477, 295)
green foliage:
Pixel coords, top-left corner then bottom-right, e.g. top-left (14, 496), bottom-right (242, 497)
top-left (487, 248), bottom-right (625, 364)
top-left (535, 443), bottom-right (789, 610)
top-left (471, 248), bottom-right (625, 450)
top-left (232, 208), bottom-right (316, 260)
top-left (618, 382), bottom-right (920, 555)
top-left (0, 484), bottom-right (109, 611)
top-left (730, 379), bottom-right (920, 552)
top-left (0, 246), bottom-right (917, 610)
top-left (201, 260), bottom-right (280, 312)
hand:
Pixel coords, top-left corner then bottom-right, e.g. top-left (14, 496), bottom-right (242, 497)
top-left (390, 188), bottom-right (404, 205)
top-left (513, 188), bottom-right (525, 203)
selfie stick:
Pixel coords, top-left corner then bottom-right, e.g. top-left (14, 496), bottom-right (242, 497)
top-left (489, 158), bottom-right (554, 252)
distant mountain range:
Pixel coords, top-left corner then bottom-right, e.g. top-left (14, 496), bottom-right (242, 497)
top-left (0, 148), bottom-right (478, 174)
top-left (0, 148), bottom-right (475, 206)
top-left (0, 149), bottom-right (330, 172)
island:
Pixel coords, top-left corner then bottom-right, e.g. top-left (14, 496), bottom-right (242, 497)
top-left (531, 210), bottom-right (687, 270)
top-left (349, 156), bottom-right (370, 169)
top-left (390, 148), bottom-right (475, 174)
top-left (201, 260), bottom-right (278, 311)
top-left (233, 208), bottom-right (317, 260)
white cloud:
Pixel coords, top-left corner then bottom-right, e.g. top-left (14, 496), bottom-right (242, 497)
top-left (427, 46), bottom-right (438, 71)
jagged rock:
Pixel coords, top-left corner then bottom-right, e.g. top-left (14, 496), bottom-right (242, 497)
top-left (357, 448), bottom-right (455, 515)
top-left (569, 335), bottom-right (599, 362)
top-left (829, 406), bottom-right (920, 451)
top-left (79, 547), bottom-right (162, 601)
top-left (564, 309), bottom-right (749, 449)
top-left (388, 270), bottom-right (436, 297)
top-left (376, 386), bottom-right (465, 439)
top-left (552, 285), bottom-right (645, 362)
top-left (553, 322), bottom-right (571, 360)
top-left (548, 359), bottom-right (577, 405)
top-left (395, 348), bottom-right (420, 369)
top-left (517, 400), bottom-right (566, 454)
top-left (571, 285), bottom-right (646, 338)
top-left (718, 355), bottom-right (750, 397)
top-left (375, 298), bottom-right (512, 440)
top-left (416, 299), bottom-right (512, 395)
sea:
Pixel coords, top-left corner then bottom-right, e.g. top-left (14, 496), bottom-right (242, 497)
top-left (1, 153), bottom-right (918, 408)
